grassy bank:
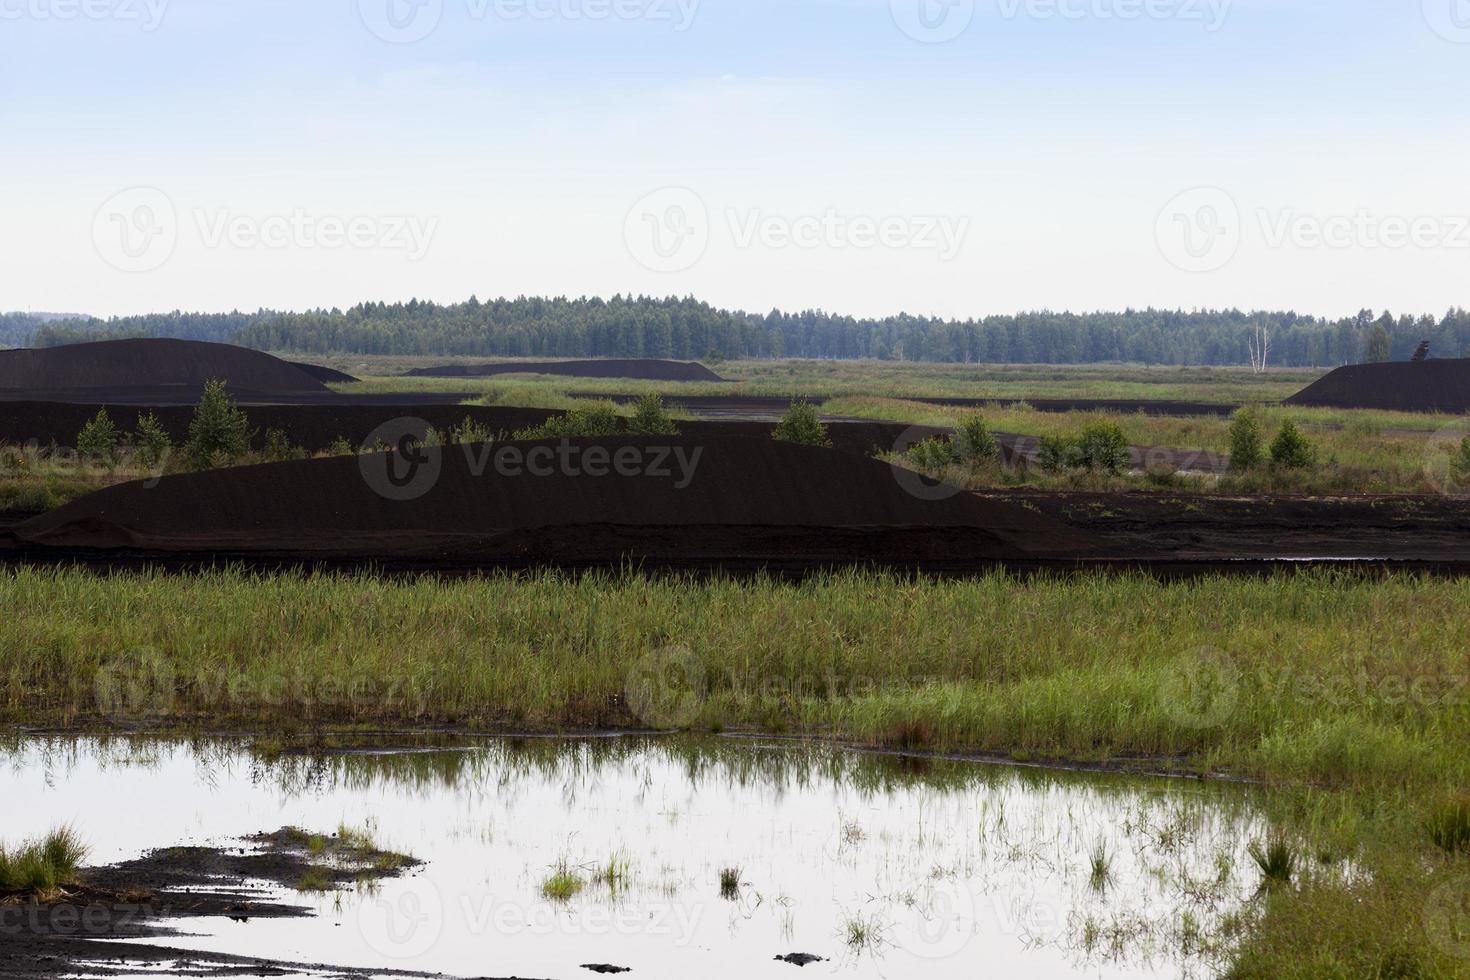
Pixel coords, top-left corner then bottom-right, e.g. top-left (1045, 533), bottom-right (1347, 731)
top-left (2, 565), bottom-right (1468, 975)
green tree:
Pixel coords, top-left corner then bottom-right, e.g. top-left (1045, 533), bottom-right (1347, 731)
top-left (772, 400), bottom-right (830, 448)
top-left (628, 394), bottom-right (679, 436)
top-left (1074, 421), bottom-right (1131, 474)
top-left (77, 409), bottom-right (118, 464)
top-left (132, 412), bottom-right (172, 469)
top-left (1366, 323), bottom-right (1392, 363)
top-left (1227, 408), bottom-right (1265, 471)
top-left (185, 380), bottom-right (253, 467)
top-left (1269, 418), bottom-right (1315, 469)
top-left (1036, 434), bottom-right (1075, 472)
top-left (953, 415), bottom-right (1000, 464)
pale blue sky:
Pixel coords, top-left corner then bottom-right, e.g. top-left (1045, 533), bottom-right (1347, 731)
top-left (4, 0), bottom-right (1469, 319)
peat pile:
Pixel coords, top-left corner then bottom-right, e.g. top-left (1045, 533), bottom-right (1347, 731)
top-left (287, 360), bottom-right (359, 383)
top-left (1285, 359), bottom-right (1470, 413)
top-left (0, 339), bottom-right (328, 402)
top-left (1, 436), bottom-right (1098, 570)
top-left (404, 358), bottom-right (726, 382)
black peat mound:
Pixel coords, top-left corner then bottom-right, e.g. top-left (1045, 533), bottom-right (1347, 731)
top-left (287, 361), bottom-right (359, 383)
top-left (0, 339), bottom-right (327, 398)
top-left (404, 358), bottom-right (727, 382)
top-left (1285, 359), bottom-right (1470, 413)
top-left (2, 436), bottom-right (1098, 568)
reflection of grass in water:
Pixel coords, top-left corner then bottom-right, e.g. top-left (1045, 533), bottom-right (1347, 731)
top-left (591, 852), bottom-right (631, 895)
top-left (718, 866), bottom-right (741, 900)
top-left (840, 910), bottom-right (888, 955)
top-left (1088, 842), bottom-right (1112, 892)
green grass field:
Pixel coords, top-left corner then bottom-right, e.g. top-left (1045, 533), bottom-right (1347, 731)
top-left (2, 565), bottom-right (1468, 975)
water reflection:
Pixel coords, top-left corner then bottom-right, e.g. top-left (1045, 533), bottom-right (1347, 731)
top-left (1, 734), bottom-right (1267, 979)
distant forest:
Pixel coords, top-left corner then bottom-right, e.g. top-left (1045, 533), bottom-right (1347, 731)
top-left (8, 297), bottom-right (1470, 367)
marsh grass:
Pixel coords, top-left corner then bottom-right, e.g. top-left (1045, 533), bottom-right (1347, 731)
top-left (718, 866), bottom-right (741, 900)
top-left (541, 860), bottom-right (585, 902)
top-left (1427, 797), bottom-right (1470, 854)
top-left (0, 827), bottom-right (87, 894)
top-left (1247, 835), bottom-right (1298, 888)
top-left (1088, 842), bottom-right (1113, 892)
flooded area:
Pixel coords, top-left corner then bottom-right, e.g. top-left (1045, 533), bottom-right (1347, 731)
top-left (1, 736), bottom-right (1273, 979)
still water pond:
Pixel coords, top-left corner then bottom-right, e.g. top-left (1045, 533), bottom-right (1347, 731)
top-left (3, 736), bottom-right (1268, 979)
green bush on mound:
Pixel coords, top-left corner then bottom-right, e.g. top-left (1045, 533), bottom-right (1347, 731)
top-left (514, 402), bottom-right (622, 440)
top-left (772, 399), bottom-right (830, 448)
top-left (132, 412), bottom-right (172, 469)
top-left (628, 394), bottom-right (679, 436)
top-left (76, 409), bottom-right (119, 465)
top-left (185, 379), bottom-right (253, 468)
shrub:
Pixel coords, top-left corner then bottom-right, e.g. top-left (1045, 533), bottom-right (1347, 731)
top-left (1074, 421), bottom-right (1130, 474)
top-left (185, 380), bottom-right (253, 467)
top-left (1036, 434), bottom-right (1075, 472)
top-left (132, 412), bottom-right (172, 469)
top-left (953, 415), bottom-right (999, 463)
top-left (515, 403), bottom-right (622, 440)
top-left (77, 409), bottom-right (119, 464)
top-left (1449, 436), bottom-right (1470, 488)
top-left (327, 436), bottom-right (355, 457)
top-left (628, 394), bottom-right (679, 436)
top-left (1228, 408), bottom-right (1264, 472)
top-left (1269, 419), bottom-right (1315, 470)
top-left (908, 436), bottom-right (958, 472)
top-left (262, 428), bottom-right (295, 462)
top-left (449, 416), bottom-right (494, 445)
top-left (772, 400), bottom-right (830, 448)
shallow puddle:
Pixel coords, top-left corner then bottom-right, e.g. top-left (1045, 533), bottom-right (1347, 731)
top-left (2, 735), bottom-right (1269, 979)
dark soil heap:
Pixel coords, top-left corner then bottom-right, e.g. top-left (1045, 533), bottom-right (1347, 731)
top-left (1284, 359), bottom-right (1470, 413)
top-left (287, 361), bottom-right (359, 383)
top-left (404, 359), bottom-right (726, 382)
top-left (0, 339), bottom-right (329, 398)
top-left (3, 436), bottom-right (1098, 568)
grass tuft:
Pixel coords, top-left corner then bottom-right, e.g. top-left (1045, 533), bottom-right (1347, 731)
top-left (0, 827), bottom-right (88, 893)
top-left (1247, 834), bottom-right (1298, 888)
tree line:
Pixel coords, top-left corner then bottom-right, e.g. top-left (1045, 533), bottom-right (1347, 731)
top-left (9, 298), bottom-right (1470, 367)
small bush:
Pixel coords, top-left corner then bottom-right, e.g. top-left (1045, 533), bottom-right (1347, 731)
top-left (76, 409), bottom-right (119, 464)
top-left (1269, 419), bottom-right (1315, 470)
top-left (628, 394), bottom-right (679, 436)
top-left (262, 428), bottom-right (295, 462)
top-left (132, 412), bottom-right (172, 469)
top-left (908, 436), bottom-right (958, 472)
top-left (1074, 421), bottom-right (1130, 474)
top-left (772, 400), bottom-right (830, 448)
top-left (953, 415), bottom-right (999, 463)
top-left (327, 436), bottom-right (355, 457)
top-left (449, 416), bottom-right (494, 445)
top-left (1228, 408), bottom-right (1264, 472)
top-left (516, 403), bottom-right (622, 440)
top-left (185, 380), bottom-right (253, 468)
top-left (1036, 434), bottom-right (1076, 472)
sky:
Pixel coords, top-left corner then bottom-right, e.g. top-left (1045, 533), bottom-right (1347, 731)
top-left (3, 0), bottom-right (1469, 321)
